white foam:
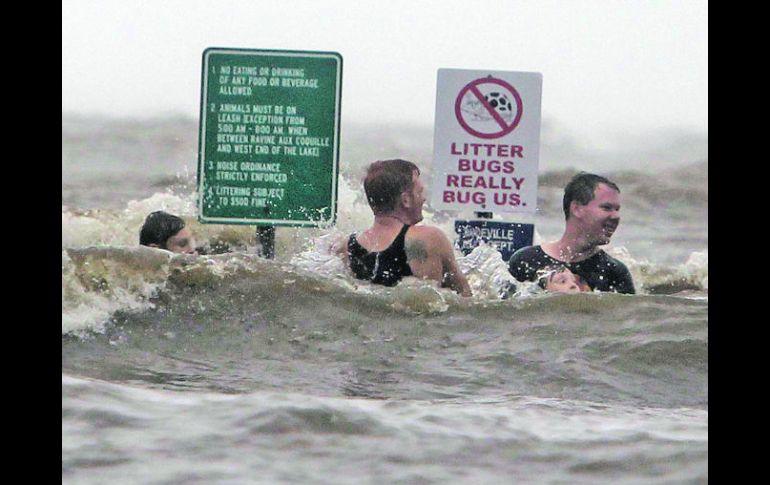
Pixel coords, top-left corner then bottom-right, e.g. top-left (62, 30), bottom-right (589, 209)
top-left (607, 246), bottom-right (709, 292)
top-left (457, 243), bottom-right (518, 299)
top-left (62, 192), bottom-right (198, 249)
top-left (62, 247), bottom-right (172, 335)
top-left (684, 250), bottom-right (708, 289)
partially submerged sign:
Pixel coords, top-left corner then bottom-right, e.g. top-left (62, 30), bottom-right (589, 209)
top-left (198, 48), bottom-right (342, 226)
top-left (431, 69), bottom-right (542, 214)
top-left (454, 219), bottom-right (534, 262)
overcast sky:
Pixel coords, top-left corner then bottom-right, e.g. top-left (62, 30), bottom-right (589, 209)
top-left (62, 0), bottom-right (707, 142)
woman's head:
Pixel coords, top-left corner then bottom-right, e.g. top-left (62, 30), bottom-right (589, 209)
top-left (139, 211), bottom-right (196, 254)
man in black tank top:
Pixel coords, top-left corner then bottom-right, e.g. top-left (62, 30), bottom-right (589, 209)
top-left (508, 172), bottom-right (635, 294)
top-left (332, 159), bottom-right (471, 296)
top-left (347, 224), bottom-right (412, 286)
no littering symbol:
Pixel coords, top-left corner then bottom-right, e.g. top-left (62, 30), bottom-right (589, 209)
top-left (455, 76), bottom-right (523, 139)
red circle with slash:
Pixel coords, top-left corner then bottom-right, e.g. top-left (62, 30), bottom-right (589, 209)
top-left (454, 76), bottom-right (523, 139)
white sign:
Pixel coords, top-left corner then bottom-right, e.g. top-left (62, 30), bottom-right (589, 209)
top-left (431, 69), bottom-right (542, 214)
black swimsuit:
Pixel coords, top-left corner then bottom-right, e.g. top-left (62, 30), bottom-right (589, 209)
top-left (347, 224), bottom-right (413, 287)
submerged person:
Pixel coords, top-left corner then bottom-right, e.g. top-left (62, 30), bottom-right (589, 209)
top-left (508, 172), bottom-right (635, 294)
top-left (332, 159), bottom-right (472, 297)
top-left (538, 266), bottom-right (589, 294)
top-left (139, 211), bottom-right (197, 255)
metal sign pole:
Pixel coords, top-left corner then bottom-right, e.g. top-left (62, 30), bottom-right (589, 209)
top-left (256, 225), bottom-right (275, 259)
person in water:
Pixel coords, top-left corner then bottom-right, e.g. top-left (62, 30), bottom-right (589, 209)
top-left (332, 159), bottom-right (472, 296)
top-left (139, 211), bottom-right (197, 255)
top-left (537, 265), bottom-right (590, 294)
top-left (508, 172), bottom-right (635, 294)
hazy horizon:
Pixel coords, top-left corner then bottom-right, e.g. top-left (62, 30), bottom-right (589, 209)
top-left (63, 0), bottom-right (707, 150)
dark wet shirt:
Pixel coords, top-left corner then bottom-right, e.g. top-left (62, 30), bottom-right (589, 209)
top-left (348, 224), bottom-right (413, 287)
top-left (508, 245), bottom-right (635, 294)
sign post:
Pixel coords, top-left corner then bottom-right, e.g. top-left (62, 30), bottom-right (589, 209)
top-left (431, 68), bottom-right (542, 261)
top-left (198, 47), bottom-right (343, 257)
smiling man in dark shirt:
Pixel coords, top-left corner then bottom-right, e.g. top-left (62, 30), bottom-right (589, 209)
top-left (508, 172), bottom-right (635, 294)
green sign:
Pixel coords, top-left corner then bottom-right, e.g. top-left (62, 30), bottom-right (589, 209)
top-left (197, 48), bottom-right (342, 226)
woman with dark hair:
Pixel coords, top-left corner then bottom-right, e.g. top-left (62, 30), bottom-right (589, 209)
top-left (139, 211), bottom-right (196, 254)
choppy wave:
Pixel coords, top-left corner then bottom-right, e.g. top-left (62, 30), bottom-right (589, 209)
top-left (62, 237), bottom-right (707, 336)
top-left (62, 374), bottom-right (706, 442)
top-left (62, 242), bottom-right (707, 410)
top-left (62, 162), bottom-right (707, 332)
top-left (63, 374), bottom-right (707, 483)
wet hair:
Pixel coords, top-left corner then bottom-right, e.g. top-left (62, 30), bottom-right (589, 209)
top-left (563, 172), bottom-right (620, 220)
top-left (363, 159), bottom-right (420, 214)
top-left (536, 265), bottom-right (569, 290)
top-left (139, 211), bottom-right (186, 249)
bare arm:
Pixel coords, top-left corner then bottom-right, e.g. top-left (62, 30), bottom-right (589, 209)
top-left (436, 232), bottom-right (472, 297)
top-left (405, 227), bottom-right (472, 297)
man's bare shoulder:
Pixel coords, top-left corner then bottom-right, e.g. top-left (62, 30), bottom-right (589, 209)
top-left (404, 225), bottom-right (453, 262)
top-left (406, 224), bottom-right (449, 243)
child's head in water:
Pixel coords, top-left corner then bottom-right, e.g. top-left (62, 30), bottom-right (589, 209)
top-left (537, 266), bottom-right (587, 294)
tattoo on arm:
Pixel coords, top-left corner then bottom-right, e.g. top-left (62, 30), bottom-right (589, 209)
top-left (405, 240), bottom-right (429, 262)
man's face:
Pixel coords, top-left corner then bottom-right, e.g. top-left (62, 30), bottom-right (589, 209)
top-left (574, 183), bottom-right (621, 246)
top-left (404, 171), bottom-right (426, 224)
top-left (165, 227), bottom-right (197, 254)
